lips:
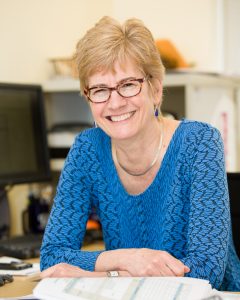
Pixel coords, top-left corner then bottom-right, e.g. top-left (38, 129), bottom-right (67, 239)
top-left (107, 111), bottom-right (135, 122)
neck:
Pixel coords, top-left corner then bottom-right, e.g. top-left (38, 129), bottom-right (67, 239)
top-left (112, 117), bottom-right (164, 176)
top-left (113, 117), bottom-right (162, 156)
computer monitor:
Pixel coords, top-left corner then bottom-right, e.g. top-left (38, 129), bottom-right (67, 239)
top-left (0, 82), bottom-right (51, 187)
top-left (0, 82), bottom-right (51, 238)
top-left (227, 172), bottom-right (240, 258)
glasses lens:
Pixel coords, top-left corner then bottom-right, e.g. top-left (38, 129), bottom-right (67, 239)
top-left (118, 80), bottom-right (141, 98)
top-left (89, 87), bottom-right (110, 102)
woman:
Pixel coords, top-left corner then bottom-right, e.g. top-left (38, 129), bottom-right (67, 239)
top-left (40, 16), bottom-right (240, 291)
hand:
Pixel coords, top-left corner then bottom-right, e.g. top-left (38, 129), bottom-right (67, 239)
top-left (121, 248), bottom-right (190, 277)
top-left (40, 263), bottom-right (131, 278)
top-left (41, 263), bottom-right (104, 278)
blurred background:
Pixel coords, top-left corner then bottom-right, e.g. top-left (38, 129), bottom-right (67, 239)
top-left (1, 0), bottom-right (240, 83)
top-left (0, 0), bottom-right (239, 246)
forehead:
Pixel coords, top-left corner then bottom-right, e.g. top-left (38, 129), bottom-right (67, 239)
top-left (88, 60), bottom-right (143, 86)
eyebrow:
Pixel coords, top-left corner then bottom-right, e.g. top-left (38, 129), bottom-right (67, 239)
top-left (88, 76), bottom-right (137, 89)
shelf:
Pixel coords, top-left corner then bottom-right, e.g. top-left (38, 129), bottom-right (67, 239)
top-left (43, 73), bottom-right (240, 172)
top-left (164, 72), bottom-right (238, 88)
top-left (43, 76), bottom-right (80, 92)
top-left (43, 73), bottom-right (239, 93)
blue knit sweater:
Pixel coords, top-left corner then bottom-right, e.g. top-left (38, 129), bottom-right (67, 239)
top-left (40, 119), bottom-right (240, 291)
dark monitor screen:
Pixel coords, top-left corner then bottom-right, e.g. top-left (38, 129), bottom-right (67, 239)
top-left (227, 172), bottom-right (240, 258)
top-left (0, 83), bottom-right (50, 186)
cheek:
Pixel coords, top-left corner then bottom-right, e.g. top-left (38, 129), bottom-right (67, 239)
top-left (141, 86), bottom-right (156, 107)
top-left (142, 94), bottom-right (155, 113)
top-left (89, 104), bottom-right (105, 121)
top-left (145, 85), bottom-right (161, 107)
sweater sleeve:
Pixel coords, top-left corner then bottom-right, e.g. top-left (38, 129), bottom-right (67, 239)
top-left (40, 132), bottom-right (103, 271)
top-left (180, 125), bottom-right (230, 289)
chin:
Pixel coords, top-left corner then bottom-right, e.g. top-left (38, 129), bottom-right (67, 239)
top-left (107, 127), bottom-right (138, 140)
top-left (99, 116), bottom-right (140, 140)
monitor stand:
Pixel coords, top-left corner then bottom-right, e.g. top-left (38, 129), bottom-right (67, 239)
top-left (0, 187), bottom-right (10, 239)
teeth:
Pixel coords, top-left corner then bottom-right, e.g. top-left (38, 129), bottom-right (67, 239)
top-left (110, 112), bottom-right (133, 122)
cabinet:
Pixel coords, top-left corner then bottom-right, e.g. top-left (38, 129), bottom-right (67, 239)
top-left (162, 73), bottom-right (239, 171)
top-left (43, 73), bottom-right (240, 172)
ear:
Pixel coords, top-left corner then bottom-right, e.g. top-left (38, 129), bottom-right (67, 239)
top-left (153, 80), bottom-right (163, 106)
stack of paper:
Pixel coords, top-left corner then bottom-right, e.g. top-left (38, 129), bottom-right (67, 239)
top-left (32, 276), bottom-right (238, 300)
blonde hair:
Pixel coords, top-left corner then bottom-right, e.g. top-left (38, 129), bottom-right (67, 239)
top-left (74, 16), bottom-right (165, 95)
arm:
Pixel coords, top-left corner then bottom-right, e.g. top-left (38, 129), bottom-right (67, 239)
top-left (180, 126), bottom-right (230, 289)
top-left (40, 263), bottom-right (131, 278)
top-left (95, 248), bottom-right (190, 277)
top-left (40, 133), bottom-right (103, 271)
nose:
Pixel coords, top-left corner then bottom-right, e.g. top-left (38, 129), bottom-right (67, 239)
top-left (107, 90), bottom-right (127, 110)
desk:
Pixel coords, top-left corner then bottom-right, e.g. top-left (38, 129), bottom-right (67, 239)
top-left (0, 274), bottom-right (39, 298)
top-left (0, 242), bottom-right (104, 298)
top-left (1, 244), bottom-right (240, 298)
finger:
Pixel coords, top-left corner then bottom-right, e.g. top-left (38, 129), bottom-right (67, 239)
top-left (167, 263), bottom-right (186, 277)
top-left (51, 266), bottom-right (89, 277)
top-left (40, 263), bottom-right (86, 278)
top-left (184, 265), bottom-right (190, 273)
top-left (150, 261), bottom-right (176, 277)
top-left (160, 265), bottom-right (176, 277)
top-left (167, 259), bottom-right (190, 276)
top-left (159, 253), bottom-right (187, 277)
top-left (118, 271), bottom-right (131, 277)
top-left (165, 264), bottom-right (185, 277)
top-left (40, 265), bottom-right (57, 278)
top-left (136, 262), bottom-right (174, 277)
top-left (145, 264), bottom-right (164, 277)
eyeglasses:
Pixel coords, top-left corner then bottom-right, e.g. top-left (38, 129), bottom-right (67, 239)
top-left (84, 77), bottom-right (147, 103)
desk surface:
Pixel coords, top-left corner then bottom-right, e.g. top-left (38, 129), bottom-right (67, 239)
top-left (1, 242), bottom-right (240, 298)
top-left (0, 274), bottom-right (39, 298)
top-left (0, 242), bottom-right (104, 298)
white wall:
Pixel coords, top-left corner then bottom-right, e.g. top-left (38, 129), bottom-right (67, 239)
top-left (0, 0), bottom-right (112, 84)
top-left (113, 0), bottom-right (223, 72)
top-left (224, 0), bottom-right (240, 75)
top-left (0, 0), bottom-right (234, 85)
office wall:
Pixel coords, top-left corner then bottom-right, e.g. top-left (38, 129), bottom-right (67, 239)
top-left (0, 0), bottom-right (232, 85)
top-left (224, 0), bottom-right (240, 75)
top-left (113, 0), bottom-right (223, 72)
top-left (0, 0), bottom-right (113, 84)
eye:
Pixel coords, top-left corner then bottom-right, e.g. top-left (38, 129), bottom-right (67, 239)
top-left (120, 81), bottom-right (138, 91)
top-left (90, 87), bottom-right (109, 97)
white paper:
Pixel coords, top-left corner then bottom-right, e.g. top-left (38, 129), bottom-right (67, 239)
top-left (33, 276), bottom-right (213, 300)
top-left (0, 256), bottom-right (40, 276)
top-left (0, 256), bottom-right (21, 263)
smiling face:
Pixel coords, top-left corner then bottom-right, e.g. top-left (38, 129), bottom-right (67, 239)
top-left (87, 60), bottom-right (162, 141)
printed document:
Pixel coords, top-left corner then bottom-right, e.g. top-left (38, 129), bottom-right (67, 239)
top-left (33, 276), bottom-right (213, 300)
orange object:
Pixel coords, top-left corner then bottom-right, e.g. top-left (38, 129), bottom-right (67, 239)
top-left (155, 39), bottom-right (188, 69)
top-left (86, 219), bottom-right (101, 230)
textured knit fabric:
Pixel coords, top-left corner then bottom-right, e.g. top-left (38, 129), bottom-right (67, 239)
top-left (40, 119), bottom-right (240, 291)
